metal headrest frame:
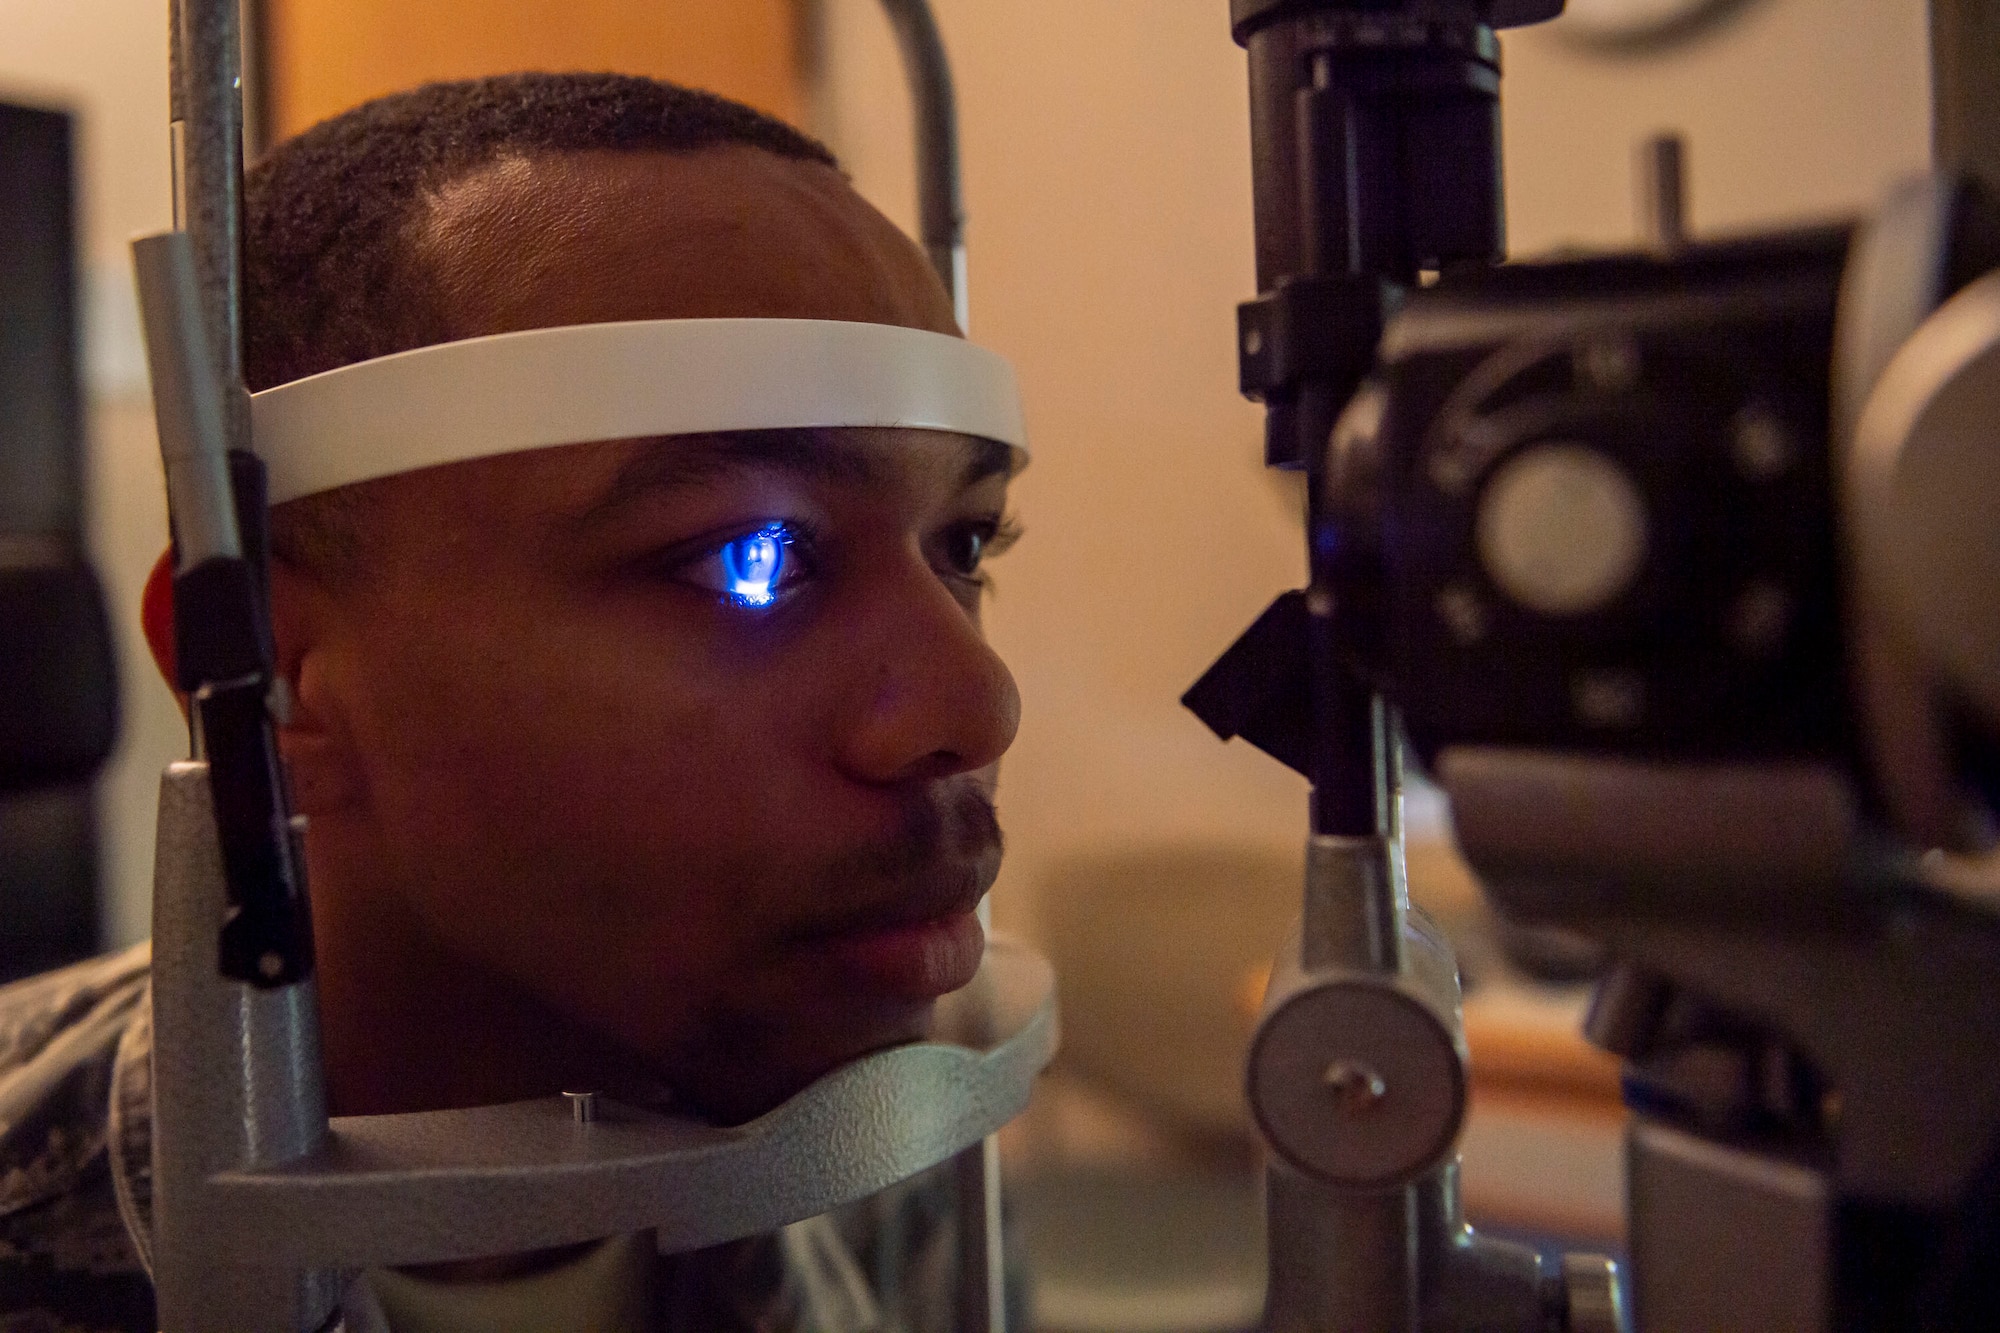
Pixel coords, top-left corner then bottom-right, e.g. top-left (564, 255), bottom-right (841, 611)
top-left (137, 4), bottom-right (1052, 1330)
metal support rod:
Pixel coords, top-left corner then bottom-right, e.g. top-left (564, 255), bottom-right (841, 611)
top-left (150, 764), bottom-right (336, 1332)
top-left (1638, 133), bottom-right (1687, 252)
top-left (134, 232), bottom-right (242, 570)
top-left (168, 2), bottom-right (188, 229)
top-left (1264, 1165), bottom-right (1418, 1333)
top-left (159, 0), bottom-right (314, 991)
top-left (874, 5), bottom-right (1001, 1326)
top-left (878, 0), bottom-right (969, 330)
top-left (174, 0), bottom-right (248, 451)
top-left (953, 1133), bottom-right (1007, 1333)
top-left (241, 0), bottom-right (273, 162)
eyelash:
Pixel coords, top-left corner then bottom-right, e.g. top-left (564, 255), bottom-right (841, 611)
top-left (668, 512), bottom-right (1024, 608)
top-left (673, 521), bottom-right (815, 609)
top-left (946, 514), bottom-right (1024, 593)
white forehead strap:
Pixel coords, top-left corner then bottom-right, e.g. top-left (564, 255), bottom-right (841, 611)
top-left (249, 318), bottom-right (1029, 504)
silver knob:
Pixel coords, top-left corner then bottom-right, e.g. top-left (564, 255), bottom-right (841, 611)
top-left (1476, 443), bottom-right (1649, 617)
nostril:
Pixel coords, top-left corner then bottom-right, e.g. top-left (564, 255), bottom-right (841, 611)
top-left (890, 749), bottom-right (972, 787)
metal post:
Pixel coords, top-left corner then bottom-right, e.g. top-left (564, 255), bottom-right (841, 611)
top-left (150, 764), bottom-right (336, 1332)
top-left (240, 0), bottom-right (273, 162)
top-left (877, 0), bottom-right (969, 331)
top-left (873, 4), bottom-right (1002, 1326)
top-left (173, 0), bottom-right (247, 452)
top-left (1638, 133), bottom-right (1688, 252)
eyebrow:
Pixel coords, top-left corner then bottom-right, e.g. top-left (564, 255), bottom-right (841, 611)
top-left (569, 429), bottom-right (1016, 530)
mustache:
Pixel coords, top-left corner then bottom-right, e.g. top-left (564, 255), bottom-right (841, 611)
top-left (791, 783), bottom-right (1003, 941)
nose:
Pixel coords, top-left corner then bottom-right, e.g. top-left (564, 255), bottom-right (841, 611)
top-left (834, 556), bottom-right (1021, 786)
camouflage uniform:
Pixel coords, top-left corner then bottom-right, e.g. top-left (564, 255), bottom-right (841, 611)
top-left (0, 948), bottom-right (983, 1333)
top-left (0, 946), bottom-right (153, 1333)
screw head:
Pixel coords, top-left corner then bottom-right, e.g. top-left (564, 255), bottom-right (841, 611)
top-left (1730, 580), bottom-right (1790, 657)
top-left (1573, 669), bottom-right (1646, 728)
top-left (1322, 1060), bottom-right (1387, 1112)
top-left (1436, 584), bottom-right (1489, 643)
top-left (1576, 337), bottom-right (1641, 392)
top-left (1732, 404), bottom-right (1794, 479)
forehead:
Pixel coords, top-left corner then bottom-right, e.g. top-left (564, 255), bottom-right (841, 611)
top-left (318, 147), bottom-right (993, 568)
top-left (577, 429), bottom-right (1018, 518)
top-left (364, 427), bottom-right (1012, 559)
top-left (407, 146), bottom-right (960, 337)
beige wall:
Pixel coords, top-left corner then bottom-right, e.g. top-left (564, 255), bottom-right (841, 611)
top-left (263, 0), bottom-right (804, 141)
top-left (1502, 2), bottom-right (1933, 250)
top-left (813, 0), bottom-right (1935, 938)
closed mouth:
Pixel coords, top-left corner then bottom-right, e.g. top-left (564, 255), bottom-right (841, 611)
top-left (791, 906), bottom-right (987, 1002)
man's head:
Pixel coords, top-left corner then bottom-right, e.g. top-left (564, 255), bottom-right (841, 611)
top-left (142, 74), bottom-right (1022, 1123)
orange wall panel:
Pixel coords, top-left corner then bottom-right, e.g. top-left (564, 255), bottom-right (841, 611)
top-left (264, 0), bottom-right (805, 143)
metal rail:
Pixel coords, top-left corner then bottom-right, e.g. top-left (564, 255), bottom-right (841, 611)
top-left (872, 6), bottom-right (1004, 1326)
top-left (879, 0), bottom-right (970, 330)
top-left (168, 0), bottom-right (245, 459)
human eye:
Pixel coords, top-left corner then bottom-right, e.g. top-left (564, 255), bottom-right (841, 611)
top-left (937, 513), bottom-right (1023, 590)
top-left (674, 522), bottom-right (813, 608)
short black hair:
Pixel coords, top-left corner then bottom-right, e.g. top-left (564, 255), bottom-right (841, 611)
top-left (242, 72), bottom-right (840, 575)
top-left (246, 71), bottom-right (838, 393)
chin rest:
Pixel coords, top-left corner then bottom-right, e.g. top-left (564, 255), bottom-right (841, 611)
top-left (148, 760), bottom-right (1058, 1328)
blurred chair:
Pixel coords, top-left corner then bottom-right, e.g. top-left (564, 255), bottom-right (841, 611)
top-left (1035, 843), bottom-right (1298, 1145)
top-left (1012, 843), bottom-right (1294, 1333)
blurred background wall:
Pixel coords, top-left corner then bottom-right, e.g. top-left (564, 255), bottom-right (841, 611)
top-left (258, 0), bottom-right (804, 141)
top-left (0, 0), bottom-right (1934, 970)
top-left (2, 0), bottom-right (177, 953)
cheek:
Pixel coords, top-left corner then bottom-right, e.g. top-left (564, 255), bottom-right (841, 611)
top-left (339, 598), bottom-right (836, 974)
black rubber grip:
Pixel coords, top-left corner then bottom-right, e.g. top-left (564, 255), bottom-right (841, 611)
top-left (199, 681), bottom-right (314, 986)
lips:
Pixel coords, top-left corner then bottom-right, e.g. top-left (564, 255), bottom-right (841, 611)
top-left (801, 908), bottom-right (987, 1001)
top-left (787, 851), bottom-right (992, 1000)
top-left (785, 785), bottom-right (999, 1000)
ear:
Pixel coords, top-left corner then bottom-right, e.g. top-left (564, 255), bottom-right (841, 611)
top-left (267, 560), bottom-right (369, 818)
top-left (140, 551), bottom-right (181, 696)
top-left (144, 550), bottom-right (367, 817)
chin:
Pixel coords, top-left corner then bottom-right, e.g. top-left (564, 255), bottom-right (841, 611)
top-left (677, 1002), bottom-right (940, 1126)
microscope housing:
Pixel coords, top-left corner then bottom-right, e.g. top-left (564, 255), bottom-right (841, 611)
top-left (1362, 230), bottom-right (1855, 767)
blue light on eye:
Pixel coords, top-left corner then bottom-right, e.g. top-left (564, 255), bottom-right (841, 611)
top-left (719, 525), bottom-right (791, 607)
